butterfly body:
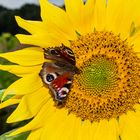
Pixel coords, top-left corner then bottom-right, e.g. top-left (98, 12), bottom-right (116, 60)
top-left (40, 45), bottom-right (78, 103)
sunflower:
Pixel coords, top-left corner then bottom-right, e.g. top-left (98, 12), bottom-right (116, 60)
top-left (1, 0), bottom-right (140, 139)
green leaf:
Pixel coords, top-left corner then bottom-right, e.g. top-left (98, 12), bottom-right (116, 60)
top-left (75, 30), bottom-right (81, 37)
top-left (0, 130), bottom-right (30, 140)
top-left (0, 89), bottom-right (5, 100)
top-left (0, 89), bottom-right (14, 101)
top-left (130, 22), bottom-right (140, 37)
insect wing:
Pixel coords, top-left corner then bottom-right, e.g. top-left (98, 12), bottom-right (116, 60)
top-left (39, 63), bottom-right (59, 85)
top-left (44, 46), bottom-right (76, 66)
top-left (51, 73), bottom-right (73, 102)
top-left (39, 62), bottom-right (73, 102)
top-left (43, 48), bottom-right (62, 61)
top-left (40, 45), bottom-right (78, 103)
top-left (59, 46), bottom-right (76, 65)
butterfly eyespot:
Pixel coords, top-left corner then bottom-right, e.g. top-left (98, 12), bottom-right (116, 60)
top-left (45, 73), bottom-right (57, 84)
top-left (50, 49), bottom-right (60, 56)
top-left (64, 48), bottom-right (74, 57)
top-left (59, 87), bottom-right (69, 98)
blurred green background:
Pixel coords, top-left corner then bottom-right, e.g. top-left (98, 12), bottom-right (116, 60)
top-left (0, 4), bottom-right (41, 136)
top-left (0, 3), bottom-right (41, 90)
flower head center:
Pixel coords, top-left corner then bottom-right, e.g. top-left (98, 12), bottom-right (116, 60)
top-left (79, 56), bottom-right (118, 95)
top-left (64, 31), bottom-right (140, 122)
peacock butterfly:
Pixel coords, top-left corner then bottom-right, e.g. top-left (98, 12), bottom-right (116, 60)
top-left (39, 45), bottom-right (79, 103)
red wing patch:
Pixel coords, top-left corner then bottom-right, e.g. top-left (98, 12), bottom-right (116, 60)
top-left (51, 73), bottom-right (70, 90)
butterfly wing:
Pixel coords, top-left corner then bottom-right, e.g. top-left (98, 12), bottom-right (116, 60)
top-left (50, 73), bottom-right (73, 102)
top-left (59, 45), bottom-right (76, 65)
top-left (44, 45), bottom-right (76, 65)
top-left (39, 62), bottom-right (73, 102)
top-left (40, 45), bottom-right (78, 103)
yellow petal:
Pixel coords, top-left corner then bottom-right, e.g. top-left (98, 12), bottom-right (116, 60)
top-left (127, 1), bottom-right (140, 39)
top-left (2, 73), bottom-right (43, 100)
top-left (83, 0), bottom-right (96, 34)
top-left (15, 16), bottom-right (44, 35)
top-left (0, 99), bottom-right (20, 109)
top-left (108, 118), bottom-right (120, 140)
top-left (40, 0), bottom-right (76, 40)
top-left (127, 27), bottom-right (140, 45)
top-left (130, 37), bottom-right (140, 54)
top-left (71, 118), bottom-right (81, 140)
top-left (106, 0), bottom-right (123, 33)
top-left (133, 1), bottom-right (140, 25)
top-left (128, 33), bottom-right (140, 58)
top-left (27, 128), bottom-right (43, 140)
top-left (15, 17), bottom-right (71, 47)
top-left (106, 0), bottom-right (140, 39)
top-left (91, 122), bottom-right (99, 140)
top-left (0, 47), bottom-right (44, 66)
top-left (0, 65), bottom-right (41, 77)
top-left (7, 87), bottom-right (50, 123)
top-left (41, 111), bottom-right (77, 140)
top-left (119, 112), bottom-right (140, 140)
top-left (93, 119), bottom-right (119, 140)
top-left (94, 0), bottom-right (106, 31)
top-left (77, 120), bottom-right (92, 140)
top-left (16, 34), bottom-right (69, 48)
top-left (64, 0), bottom-right (85, 34)
top-left (134, 104), bottom-right (140, 111)
top-left (40, 109), bottom-right (68, 140)
top-left (56, 114), bottom-right (78, 140)
top-left (9, 99), bottom-right (55, 136)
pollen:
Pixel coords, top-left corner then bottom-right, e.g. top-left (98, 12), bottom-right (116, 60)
top-left (64, 31), bottom-right (140, 122)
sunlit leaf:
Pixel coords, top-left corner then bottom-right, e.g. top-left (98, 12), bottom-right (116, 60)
top-left (0, 89), bottom-right (14, 101)
top-left (0, 130), bottom-right (30, 140)
top-left (0, 89), bottom-right (5, 100)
